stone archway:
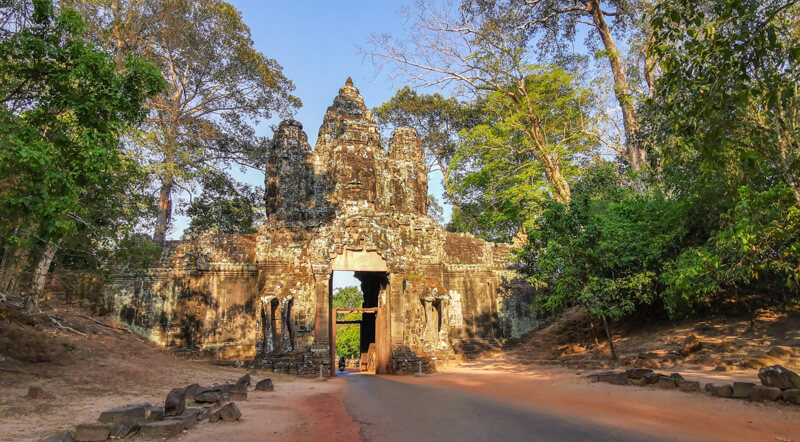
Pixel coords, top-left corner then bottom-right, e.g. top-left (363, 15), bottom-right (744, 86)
top-left (329, 250), bottom-right (391, 373)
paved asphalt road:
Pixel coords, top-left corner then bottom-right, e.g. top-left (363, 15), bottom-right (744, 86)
top-left (339, 372), bottom-right (669, 442)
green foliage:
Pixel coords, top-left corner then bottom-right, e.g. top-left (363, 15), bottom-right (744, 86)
top-left (449, 66), bottom-right (595, 241)
top-left (333, 286), bottom-right (362, 359)
top-left (185, 173), bottom-right (260, 236)
top-left (528, 162), bottom-right (687, 320)
top-left (0, 0), bottom-right (164, 244)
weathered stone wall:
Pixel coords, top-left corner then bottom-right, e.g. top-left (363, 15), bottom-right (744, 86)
top-left (110, 78), bottom-right (539, 375)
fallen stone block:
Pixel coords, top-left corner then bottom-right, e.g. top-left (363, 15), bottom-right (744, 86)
top-left (25, 386), bottom-right (56, 400)
top-left (109, 420), bottom-right (139, 439)
top-left (98, 404), bottom-right (149, 424)
top-left (237, 373), bottom-right (251, 387)
top-left (218, 383), bottom-right (246, 394)
top-left (38, 430), bottom-right (75, 442)
top-left (75, 423), bottom-right (112, 442)
top-left (758, 365), bottom-right (800, 390)
top-left (676, 380), bottom-right (701, 392)
top-left (669, 373), bottom-right (685, 381)
top-left (655, 376), bottom-right (677, 389)
top-left (194, 387), bottom-right (225, 403)
top-left (165, 387), bottom-right (186, 417)
top-left (731, 382), bottom-right (756, 399)
top-left (590, 372), bottom-right (628, 385)
top-left (254, 378), bottom-right (274, 392)
top-left (705, 383), bottom-right (733, 398)
top-left (165, 408), bottom-right (203, 431)
top-left (184, 383), bottom-right (201, 400)
top-left (782, 388), bottom-right (800, 405)
top-left (138, 420), bottom-right (186, 439)
top-left (748, 385), bottom-right (782, 402)
top-left (628, 377), bottom-right (648, 387)
top-left (208, 402), bottom-right (242, 423)
top-left (147, 406), bottom-right (164, 422)
top-left (625, 368), bottom-right (654, 379)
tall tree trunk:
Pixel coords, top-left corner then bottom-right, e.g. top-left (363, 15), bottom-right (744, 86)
top-left (111, 0), bottom-right (125, 71)
top-left (601, 314), bottom-right (617, 360)
top-left (29, 240), bottom-right (60, 313)
top-left (587, 1), bottom-right (646, 174)
top-left (0, 236), bottom-right (32, 297)
top-left (153, 174), bottom-right (173, 243)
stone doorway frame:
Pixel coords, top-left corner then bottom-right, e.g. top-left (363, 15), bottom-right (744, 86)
top-left (329, 250), bottom-right (390, 374)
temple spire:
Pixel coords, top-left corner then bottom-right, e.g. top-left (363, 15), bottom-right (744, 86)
top-left (345, 76), bottom-right (354, 86)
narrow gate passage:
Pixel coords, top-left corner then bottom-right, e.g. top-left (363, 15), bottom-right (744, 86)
top-left (338, 373), bottom-right (668, 442)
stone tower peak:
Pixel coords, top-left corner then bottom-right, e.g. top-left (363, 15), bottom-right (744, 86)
top-left (345, 76), bottom-right (353, 86)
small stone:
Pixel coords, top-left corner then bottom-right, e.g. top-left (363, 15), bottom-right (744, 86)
top-left (758, 365), bottom-right (800, 390)
top-left (38, 430), bottom-right (75, 442)
top-left (680, 335), bottom-right (703, 356)
top-left (75, 423), bottom-right (111, 442)
top-left (25, 386), bottom-right (56, 400)
top-left (98, 404), bottom-right (149, 423)
top-left (655, 376), bottom-right (677, 389)
top-left (208, 402), bottom-right (242, 423)
top-left (782, 388), bottom-right (800, 404)
top-left (748, 385), bottom-right (782, 402)
top-left (254, 378), bottom-right (274, 392)
top-left (164, 387), bottom-right (186, 417)
top-left (138, 420), bottom-right (186, 439)
top-left (731, 382), bottom-right (756, 399)
top-left (236, 374), bottom-right (251, 387)
top-left (705, 383), bottom-right (733, 398)
top-left (676, 380), bottom-right (701, 392)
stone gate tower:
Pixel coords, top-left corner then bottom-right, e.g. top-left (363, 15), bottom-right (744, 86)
top-left (111, 79), bottom-right (537, 375)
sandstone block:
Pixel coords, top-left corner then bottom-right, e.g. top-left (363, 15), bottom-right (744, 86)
top-left (109, 420), bottom-right (139, 439)
top-left (643, 372), bottom-right (661, 385)
top-left (254, 378), bottom-right (274, 392)
top-left (676, 380), bottom-right (701, 392)
top-left (669, 373), bottom-right (685, 381)
top-left (655, 376), bottom-right (677, 389)
top-left (184, 383), bottom-right (201, 399)
top-left (165, 387), bottom-right (186, 417)
top-left (625, 368), bottom-right (654, 379)
top-left (208, 402), bottom-right (241, 423)
top-left (748, 385), bottom-right (782, 402)
top-left (591, 372), bottom-right (628, 385)
top-left (165, 408), bottom-right (203, 430)
top-left (98, 404), bottom-right (149, 424)
top-left (25, 386), bottom-right (56, 400)
top-left (75, 423), bottom-right (111, 442)
top-left (628, 377), bottom-right (648, 386)
top-left (38, 430), bottom-right (75, 442)
top-left (194, 388), bottom-right (224, 403)
top-left (758, 365), bottom-right (800, 390)
top-left (138, 420), bottom-right (186, 439)
top-left (705, 383), bottom-right (733, 398)
top-left (236, 374), bottom-right (251, 387)
top-left (731, 382), bottom-right (756, 399)
top-left (147, 406), bottom-right (164, 421)
top-left (782, 388), bottom-right (800, 404)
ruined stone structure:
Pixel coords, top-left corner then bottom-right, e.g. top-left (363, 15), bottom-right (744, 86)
top-left (111, 79), bottom-right (537, 376)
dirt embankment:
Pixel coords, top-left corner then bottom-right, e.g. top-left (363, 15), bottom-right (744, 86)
top-left (509, 306), bottom-right (800, 373)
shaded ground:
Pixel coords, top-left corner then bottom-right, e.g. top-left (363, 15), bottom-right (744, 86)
top-left (508, 306), bottom-right (800, 372)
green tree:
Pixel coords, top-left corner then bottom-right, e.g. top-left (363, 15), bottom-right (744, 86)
top-left (68, 0), bottom-right (301, 242)
top-left (333, 286), bottom-right (362, 359)
top-left (374, 87), bottom-right (483, 204)
top-left (184, 173), bottom-right (260, 236)
top-left (449, 67), bottom-right (595, 241)
top-left (0, 0), bottom-right (164, 307)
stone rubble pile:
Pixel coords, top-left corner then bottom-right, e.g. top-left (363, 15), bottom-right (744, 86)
top-left (588, 364), bottom-right (800, 405)
top-left (38, 373), bottom-right (275, 441)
